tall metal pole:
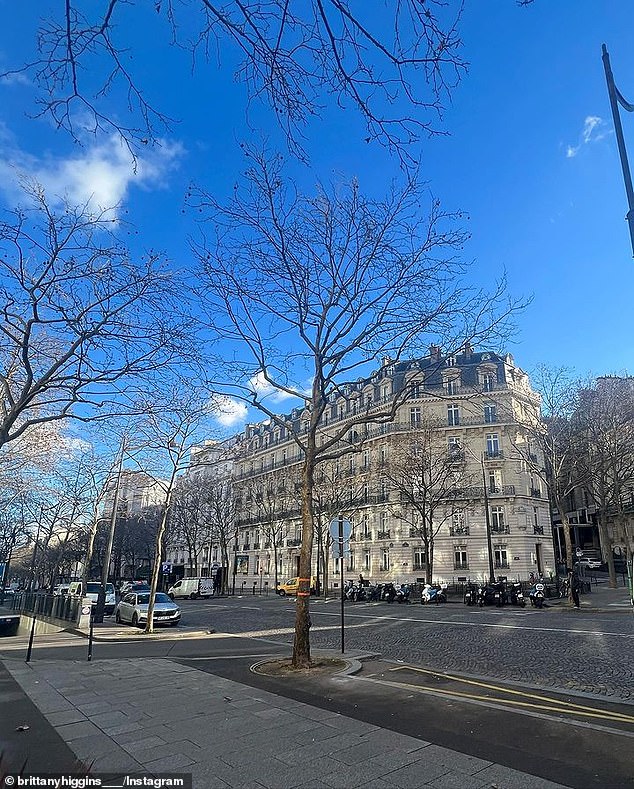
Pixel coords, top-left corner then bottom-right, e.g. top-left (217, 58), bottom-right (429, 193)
top-left (339, 516), bottom-right (345, 654)
top-left (602, 44), bottom-right (634, 258)
top-left (95, 440), bottom-right (125, 622)
top-left (481, 454), bottom-right (495, 584)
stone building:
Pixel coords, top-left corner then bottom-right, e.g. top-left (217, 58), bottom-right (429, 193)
top-left (231, 347), bottom-right (556, 591)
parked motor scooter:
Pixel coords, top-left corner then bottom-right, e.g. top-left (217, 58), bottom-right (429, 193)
top-left (463, 583), bottom-right (479, 606)
top-left (421, 583), bottom-right (447, 604)
top-left (395, 583), bottom-right (411, 603)
top-left (382, 582), bottom-right (397, 603)
top-left (528, 580), bottom-right (546, 608)
top-left (509, 582), bottom-right (526, 607)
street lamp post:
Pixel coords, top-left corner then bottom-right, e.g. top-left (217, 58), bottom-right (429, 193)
top-left (480, 453), bottom-right (496, 584)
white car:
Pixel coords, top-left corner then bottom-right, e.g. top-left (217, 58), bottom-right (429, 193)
top-left (68, 581), bottom-right (117, 614)
top-left (115, 591), bottom-right (181, 627)
top-left (576, 557), bottom-right (602, 570)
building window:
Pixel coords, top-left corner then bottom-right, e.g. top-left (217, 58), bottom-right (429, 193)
top-left (533, 507), bottom-right (543, 534)
top-left (362, 450), bottom-right (370, 469)
top-left (482, 374), bottom-right (495, 392)
top-left (381, 549), bottom-right (390, 571)
top-left (486, 433), bottom-right (500, 457)
top-left (447, 404), bottom-right (460, 426)
top-left (379, 511), bottom-right (388, 531)
top-left (364, 551), bottom-right (371, 572)
top-left (380, 446), bottom-right (388, 465)
top-left (445, 377), bottom-right (459, 395)
top-left (494, 545), bottom-right (509, 569)
top-left (454, 547), bottom-right (468, 570)
top-left (484, 404), bottom-right (497, 423)
top-left (347, 552), bottom-right (355, 572)
top-left (451, 512), bottom-right (467, 535)
top-left (413, 550), bottom-right (426, 571)
top-left (410, 382), bottom-right (421, 398)
top-left (362, 515), bottom-right (372, 539)
top-left (488, 469), bottom-right (502, 494)
top-left (491, 506), bottom-right (506, 532)
top-left (410, 407), bottom-right (421, 427)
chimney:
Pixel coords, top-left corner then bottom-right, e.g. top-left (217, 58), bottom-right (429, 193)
top-left (463, 341), bottom-right (473, 359)
top-left (429, 344), bottom-right (441, 361)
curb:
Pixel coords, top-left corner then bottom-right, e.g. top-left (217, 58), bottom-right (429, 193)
top-left (70, 627), bottom-right (215, 641)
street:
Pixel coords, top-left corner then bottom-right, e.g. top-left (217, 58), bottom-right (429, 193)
top-left (1, 594), bottom-right (633, 788)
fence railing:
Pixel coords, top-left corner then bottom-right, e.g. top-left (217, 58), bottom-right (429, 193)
top-left (11, 592), bottom-right (81, 624)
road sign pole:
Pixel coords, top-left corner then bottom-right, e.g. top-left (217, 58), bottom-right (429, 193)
top-left (339, 516), bottom-right (345, 654)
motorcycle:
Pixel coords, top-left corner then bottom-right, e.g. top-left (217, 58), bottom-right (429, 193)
top-left (395, 583), bottom-right (411, 604)
top-left (529, 581), bottom-right (546, 608)
top-left (509, 582), bottom-right (526, 607)
top-left (382, 582), bottom-right (397, 603)
top-left (421, 583), bottom-right (447, 604)
top-left (463, 583), bottom-right (479, 606)
top-left (366, 584), bottom-right (382, 601)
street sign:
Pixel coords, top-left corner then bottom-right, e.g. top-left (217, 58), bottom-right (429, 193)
top-left (329, 517), bottom-right (352, 541)
top-left (330, 516), bottom-right (352, 559)
top-left (162, 562), bottom-right (171, 574)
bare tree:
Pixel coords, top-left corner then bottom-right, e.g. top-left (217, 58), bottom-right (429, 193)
top-left (205, 478), bottom-right (238, 593)
top-left (517, 367), bottom-right (587, 602)
top-left (0, 185), bottom-right (189, 451)
top-left (575, 376), bottom-right (634, 588)
top-left (11, 2), bottom-right (467, 165)
top-left (384, 418), bottom-right (475, 583)
top-left (195, 150), bottom-right (520, 667)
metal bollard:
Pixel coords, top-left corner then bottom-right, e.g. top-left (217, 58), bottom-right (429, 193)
top-left (25, 613), bottom-right (37, 663)
top-left (252, 582), bottom-right (257, 595)
top-left (87, 609), bottom-right (94, 662)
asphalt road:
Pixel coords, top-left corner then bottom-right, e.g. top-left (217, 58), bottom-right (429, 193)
top-left (172, 593), bottom-right (634, 702)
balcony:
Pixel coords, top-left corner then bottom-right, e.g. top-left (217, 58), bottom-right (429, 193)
top-left (484, 450), bottom-right (504, 461)
top-left (454, 562), bottom-right (469, 571)
top-left (377, 531), bottom-right (391, 540)
top-left (242, 544), bottom-right (250, 551)
top-left (490, 525), bottom-right (510, 534)
top-left (264, 542), bottom-right (271, 548)
top-left (494, 562), bottom-right (510, 570)
top-left (449, 526), bottom-right (470, 537)
top-left (489, 485), bottom-right (516, 496)
top-left (287, 538), bottom-right (301, 547)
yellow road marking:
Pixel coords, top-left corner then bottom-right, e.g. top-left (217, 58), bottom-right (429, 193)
top-left (388, 666), bottom-right (634, 725)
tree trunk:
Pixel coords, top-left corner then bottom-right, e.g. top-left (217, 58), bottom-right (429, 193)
top-left (292, 447), bottom-right (315, 667)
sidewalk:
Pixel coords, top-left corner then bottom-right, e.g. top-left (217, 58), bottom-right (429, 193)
top-left (545, 580), bottom-right (632, 612)
top-left (0, 654), bottom-right (568, 789)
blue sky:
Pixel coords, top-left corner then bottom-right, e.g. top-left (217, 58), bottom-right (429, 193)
top-left (1, 1), bottom-right (634, 433)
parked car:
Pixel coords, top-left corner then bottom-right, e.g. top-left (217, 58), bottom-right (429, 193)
top-left (276, 576), bottom-right (317, 596)
top-left (53, 584), bottom-right (71, 596)
top-left (576, 558), bottom-right (602, 571)
top-left (120, 580), bottom-right (150, 595)
top-left (115, 592), bottom-right (181, 627)
top-left (68, 581), bottom-right (117, 615)
top-left (167, 577), bottom-right (213, 600)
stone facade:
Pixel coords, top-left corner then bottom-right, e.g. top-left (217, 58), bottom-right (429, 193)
top-left (231, 348), bottom-right (556, 590)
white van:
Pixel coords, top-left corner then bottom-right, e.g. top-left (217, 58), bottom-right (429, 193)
top-left (69, 581), bottom-right (116, 615)
top-left (167, 577), bottom-right (213, 600)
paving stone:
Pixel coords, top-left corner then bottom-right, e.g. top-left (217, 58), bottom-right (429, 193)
top-left (383, 759), bottom-right (450, 788)
top-left (142, 753), bottom-right (195, 771)
top-left (417, 744), bottom-right (492, 776)
top-left (120, 735), bottom-right (167, 754)
top-left (56, 720), bottom-right (104, 742)
top-left (45, 709), bottom-right (88, 726)
top-left (471, 765), bottom-right (566, 789)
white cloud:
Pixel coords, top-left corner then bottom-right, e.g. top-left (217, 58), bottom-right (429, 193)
top-left (0, 133), bottom-right (183, 219)
top-left (248, 371), bottom-right (297, 403)
top-left (210, 396), bottom-right (249, 428)
top-left (565, 115), bottom-right (610, 159)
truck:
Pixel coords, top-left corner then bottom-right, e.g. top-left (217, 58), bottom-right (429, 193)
top-left (167, 577), bottom-right (214, 600)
